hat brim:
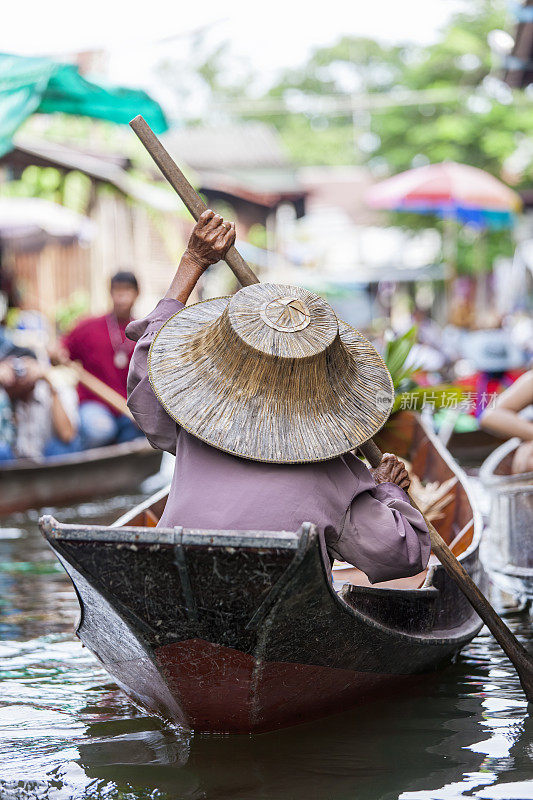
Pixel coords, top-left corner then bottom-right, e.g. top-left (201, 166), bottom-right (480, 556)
top-left (148, 297), bottom-right (394, 464)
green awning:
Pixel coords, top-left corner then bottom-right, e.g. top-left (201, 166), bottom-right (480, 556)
top-left (0, 53), bottom-right (168, 157)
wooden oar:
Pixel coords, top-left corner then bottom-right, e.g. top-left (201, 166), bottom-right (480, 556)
top-left (357, 439), bottom-right (533, 702)
top-left (68, 361), bottom-right (134, 421)
top-left (129, 115), bottom-right (533, 702)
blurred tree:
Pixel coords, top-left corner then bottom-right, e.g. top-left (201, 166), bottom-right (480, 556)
top-left (247, 37), bottom-right (405, 165)
top-left (240, 0), bottom-right (526, 274)
top-left (157, 34), bottom-right (254, 123)
top-left (255, 0), bottom-right (533, 187)
top-left (370, 0), bottom-right (533, 185)
top-left (0, 165), bottom-right (92, 213)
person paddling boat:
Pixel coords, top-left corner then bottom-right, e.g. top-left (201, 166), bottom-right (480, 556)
top-left (126, 211), bottom-right (430, 583)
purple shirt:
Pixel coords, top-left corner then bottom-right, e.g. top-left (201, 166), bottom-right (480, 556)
top-left (126, 299), bottom-right (430, 584)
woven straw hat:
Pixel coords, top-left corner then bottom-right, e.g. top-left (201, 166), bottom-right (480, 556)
top-left (149, 283), bottom-right (393, 463)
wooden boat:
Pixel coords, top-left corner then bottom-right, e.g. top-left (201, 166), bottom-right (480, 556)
top-left (0, 439), bottom-right (162, 515)
top-left (445, 428), bottom-right (505, 466)
top-left (480, 437), bottom-right (533, 603)
top-left (40, 411), bottom-right (483, 734)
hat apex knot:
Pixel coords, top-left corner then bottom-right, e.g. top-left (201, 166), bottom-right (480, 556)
top-left (260, 296), bottom-right (311, 333)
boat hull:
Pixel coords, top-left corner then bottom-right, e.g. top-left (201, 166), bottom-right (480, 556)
top-left (480, 438), bottom-right (533, 602)
top-left (40, 413), bottom-right (484, 733)
top-left (0, 439), bottom-right (162, 515)
top-left (41, 527), bottom-right (482, 733)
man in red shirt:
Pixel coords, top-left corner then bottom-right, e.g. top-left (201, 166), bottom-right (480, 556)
top-left (59, 271), bottom-right (143, 449)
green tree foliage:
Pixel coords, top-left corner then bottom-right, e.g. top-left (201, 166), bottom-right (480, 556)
top-left (0, 165), bottom-right (92, 213)
top-left (239, 0), bottom-right (524, 274)
top-left (258, 0), bottom-right (532, 188)
top-left (143, 2), bottom-right (530, 276)
top-left (369, 1), bottom-right (533, 182)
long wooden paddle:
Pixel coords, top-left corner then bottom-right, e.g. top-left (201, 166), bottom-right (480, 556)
top-left (129, 115), bottom-right (533, 702)
top-left (68, 361), bottom-right (134, 421)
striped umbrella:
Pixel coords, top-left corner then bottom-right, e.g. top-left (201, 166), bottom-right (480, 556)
top-left (366, 161), bottom-right (522, 229)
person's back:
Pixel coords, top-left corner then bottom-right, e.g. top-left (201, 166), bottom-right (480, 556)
top-left (126, 211), bottom-right (430, 585)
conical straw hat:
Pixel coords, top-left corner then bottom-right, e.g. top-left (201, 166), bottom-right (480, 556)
top-left (148, 283), bottom-right (393, 463)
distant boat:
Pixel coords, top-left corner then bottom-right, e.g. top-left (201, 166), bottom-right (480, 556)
top-left (40, 412), bottom-right (483, 733)
top-left (442, 428), bottom-right (506, 466)
top-left (0, 439), bottom-right (162, 515)
top-left (480, 438), bottom-right (533, 605)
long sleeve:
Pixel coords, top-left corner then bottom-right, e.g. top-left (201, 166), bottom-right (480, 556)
top-left (126, 299), bottom-right (184, 454)
top-left (327, 480), bottom-right (431, 584)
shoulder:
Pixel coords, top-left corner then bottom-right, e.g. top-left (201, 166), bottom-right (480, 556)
top-left (342, 451), bottom-right (375, 485)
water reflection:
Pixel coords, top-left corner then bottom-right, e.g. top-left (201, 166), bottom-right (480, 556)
top-left (0, 499), bottom-right (532, 799)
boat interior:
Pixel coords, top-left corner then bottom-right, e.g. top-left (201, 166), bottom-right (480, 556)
top-left (118, 413), bottom-right (477, 595)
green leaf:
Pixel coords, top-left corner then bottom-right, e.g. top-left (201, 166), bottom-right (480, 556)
top-left (383, 326), bottom-right (419, 388)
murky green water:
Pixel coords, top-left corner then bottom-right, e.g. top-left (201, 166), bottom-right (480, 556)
top-left (0, 494), bottom-right (532, 800)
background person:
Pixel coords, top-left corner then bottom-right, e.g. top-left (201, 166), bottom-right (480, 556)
top-left (461, 329), bottom-right (526, 419)
top-left (53, 271), bottom-right (143, 449)
top-left (481, 370), bottom-right (533, 474)
top-left (0, 356), bottom-right (79, 462)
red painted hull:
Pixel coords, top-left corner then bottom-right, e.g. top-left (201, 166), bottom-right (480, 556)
top-left (155, 638), bottom-right (416, 733)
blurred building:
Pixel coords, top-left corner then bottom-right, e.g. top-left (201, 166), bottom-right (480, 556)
top-left (163, 122), bottom-right (306, 237)
top-left (0, 136), bottom-right (181, 318)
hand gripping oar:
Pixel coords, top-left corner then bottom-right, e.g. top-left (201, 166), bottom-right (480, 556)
top-left (129, 115), bottom-right (533, 702)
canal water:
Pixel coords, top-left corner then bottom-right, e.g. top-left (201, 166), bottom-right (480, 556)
top-left (0, 490), bottom-right (532, 800)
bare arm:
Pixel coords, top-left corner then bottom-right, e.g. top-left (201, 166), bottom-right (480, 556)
top-left (165, 209), bottom-right (236, 303)
top-left (126, 210), bottom-right (236, 453)
top-left (17, 359), bottom-right (76, 443)
top-left (480, 371), bottom-right (533, 441)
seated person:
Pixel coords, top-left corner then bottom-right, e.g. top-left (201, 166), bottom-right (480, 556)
top-left (0, 356), bottom-right (79, 462)
top-left (0, 314), bottom-right (36, 362)
top-left (126, 211), bottom-right (430, 583)
top-left (481, 370), bottom-right (533, 474)
top-left (52, 271), bottom-right (143, 449)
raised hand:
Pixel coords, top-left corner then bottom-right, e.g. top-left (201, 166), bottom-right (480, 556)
top-left (166, 210), bottom-right (238, 303)
top-left (186, 209), bottom-right (236, 270)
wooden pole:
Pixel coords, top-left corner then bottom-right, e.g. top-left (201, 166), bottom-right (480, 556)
top-left (69, 361), bottom-right (134, 421)
top-left (129, 116), bottom-right (259, 289)
top-left (130, 116), bottom-right (533, 702)
top-left (359, 438), bottom-right (533, 702)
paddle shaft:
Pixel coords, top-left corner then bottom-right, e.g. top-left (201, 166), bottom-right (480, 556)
top-left (359, 438), bottom-right (533, 701)
top-left (130, 116), bottom-right (533, 701)
top-left (130, 116), bottom-right (259, 289)
top-left (69, 361), bottom-right (134, 421)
